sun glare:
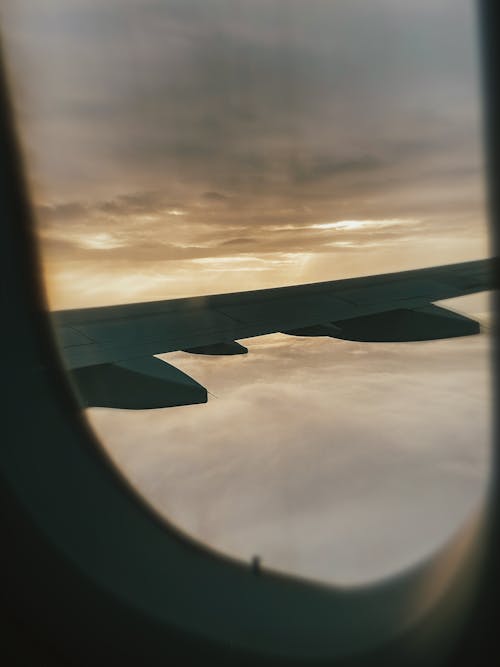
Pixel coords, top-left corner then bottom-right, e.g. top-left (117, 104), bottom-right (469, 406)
top-left (311, 219), bottom-right (416, 231)
top-left (78, 232), bottom-right (126, 250)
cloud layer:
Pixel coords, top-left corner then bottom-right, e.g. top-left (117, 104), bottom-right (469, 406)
top-left (4, 0), bottom-right (488, 307)
top-left (88, 327), bottom-right (491, 586)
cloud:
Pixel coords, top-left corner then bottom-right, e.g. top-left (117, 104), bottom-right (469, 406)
top-left (201, 191), bottom-right (229, 202)
top-left (7, 0), bottom-right (484, 208)
top-left (87, 329), bottom-right (491, 586)
top-left (290, 156), bottom-right (384, 185)
top-left (4, 0), bottom-right (488, 309)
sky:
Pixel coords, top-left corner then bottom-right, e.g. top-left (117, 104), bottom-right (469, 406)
top-left (2, 0), bottom-right (493, 586)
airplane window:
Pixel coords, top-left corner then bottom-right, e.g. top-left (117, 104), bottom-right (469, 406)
top-left (2, 0), bottom-right (492, 588)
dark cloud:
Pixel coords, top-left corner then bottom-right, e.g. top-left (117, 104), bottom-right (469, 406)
top-left (6, 0), bottom-right (484, 220)
top-left (220, 237), bottom-right (256, 247)
top-left (290, 155), bottom-right (384, 185)
top-left (201, 191), bottom-right (228, 202)
top-left (36, 201), bottom-right (87, 223)
top-left (97, 191), bottom-right (171, 215)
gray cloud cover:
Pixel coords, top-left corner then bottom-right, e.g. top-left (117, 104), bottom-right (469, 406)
top-left (5, 0), bottom-right (487, 309)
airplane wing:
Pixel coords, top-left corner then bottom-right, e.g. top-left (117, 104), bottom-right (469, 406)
top-left (51, 258), bottom-right (496, 409)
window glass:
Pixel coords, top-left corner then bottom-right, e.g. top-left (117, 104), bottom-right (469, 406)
top-left (3, 0), bottom-right (492, 586)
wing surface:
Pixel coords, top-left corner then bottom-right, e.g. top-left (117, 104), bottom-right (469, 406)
top-left (52, 258), bottom-right (496, 409)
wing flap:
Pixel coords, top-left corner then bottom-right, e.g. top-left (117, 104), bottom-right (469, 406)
top-left (334, 305), bottom-right (480, 342)
top-left (285, 305), bottom-right (480, 343)
top-left (183, 342), bottom-right (248, 355)
top-left (70, 356), bottom-right (207, 410)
